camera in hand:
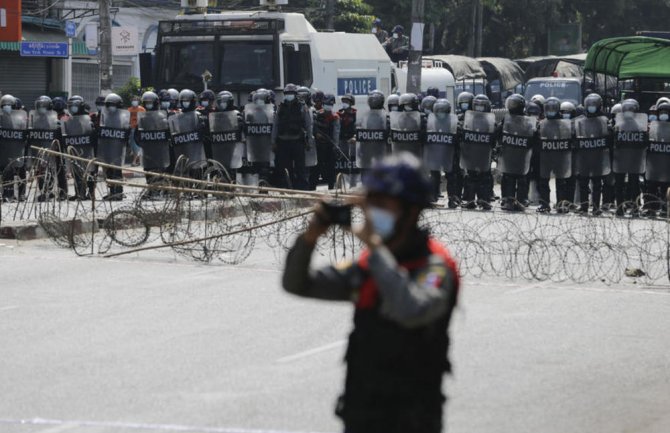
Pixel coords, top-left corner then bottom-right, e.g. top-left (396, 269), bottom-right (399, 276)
top-left (322, 201), bottom-right (352, 227)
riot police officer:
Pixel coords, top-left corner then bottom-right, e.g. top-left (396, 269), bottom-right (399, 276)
top-left (536, 97), bottom-right (574, 213)
top-left (0, 94), bottom-right (27, 202)
top-left (208, 90), bottom-right (244, 182)
top-left (456, 91), bottom-right (474, 116)
top-left (296, 87), bottom-right (317, 185)
top-left (198, 89), bottom-right (217, 160)
top-left (273, 84), bottom-right (313, 190)
top-left (643, 101), bottom-right (670, 217)
top-left (612, 98), bottom-right (647, 216)
top-left (61, 95), bottom-right (96, 200)
top-left (387, 94), bottom-right (400, 112)
top-left (390, 93), bottom-right (422, 159)
top-left (424, 98), bottom-right (458, 203)
top-left (166, 88), bottom-right (180, 111)
top-left (311, 93), bottom-right (340, 190)
top-left (242, 89), bottom-right (274, 187)
top-left (498, 94), bottom-right (536, 211)
top-left (99, 93), bottom-right (130, 200)
top-left (575, 93), bottom-right (612, 215)
top-left (459, 94), bottom-right (496, 210)
top-left (337, 94), bottom-right (358, 187)
top-left (28, 95), bottom-right (67, 201)
top-left (137, 91), bottom-right (171, 196)
top-left (356, 90), bottom-right (388, 177)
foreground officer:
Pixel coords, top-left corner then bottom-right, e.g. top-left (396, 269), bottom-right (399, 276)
top-left (98, 93), bottom-right (130, 200)
top-left (168, 89), bottom-right (207, 178)
top-left (137, 91), bottom-right (171, 195)
top-left (424, 98), bottom-right (458, 202)
top-left (356, 90), bottom-right (388, 175)
top-left (28, 95), bottom-right (67, 201)
top-left (390, 93), bottom-right (422, 158)
top-left (0, 94), bottom-right (28, 202)
top-left (612, 98), bottom-right (647, 216)
top-left (273, 83), bottom-right (312, 189)
top-left (311, 93), bottom-right (340, 190)
top-left (61, 96), bottom-right (96, 200)
top-left (282, 152), bottom-right (459, 433)
top-left (208, 90), bottom-right (244, 182)
top-left (243, 89), bottom-right (274, 187)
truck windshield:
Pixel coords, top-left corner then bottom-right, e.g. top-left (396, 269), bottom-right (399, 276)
top-left (220, 41), bottom-right (275, 88)
top-left (524, 81), bottom-right (581, 104)
top-left (455, 82), bottom-right (485, 95)
top-left (162, 42), bottom-right (215, 86)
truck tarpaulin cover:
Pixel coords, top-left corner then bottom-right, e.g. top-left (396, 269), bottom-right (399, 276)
top-left (426, 54), bottom-right (486, 81)
top-left (585, 36), bottom-right (670, 79)
top-left (478, 57), bottom-right (525, 91)
top-left (0, 0), bottom-right (21, 42)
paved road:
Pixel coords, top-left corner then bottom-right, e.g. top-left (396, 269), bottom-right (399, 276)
top-left (1, 239), bottom-right (669, 433)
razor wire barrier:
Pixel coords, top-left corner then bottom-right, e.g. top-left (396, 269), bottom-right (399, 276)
top-left (0, 145), bottom-right (669, 286)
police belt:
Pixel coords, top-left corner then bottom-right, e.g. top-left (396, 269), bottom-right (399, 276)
top-left (63, 135), bottom-right (92, 147)
top-left (356, 129), bottom-right (388, 142)
top-left (99, 127), bottom-right (128, 140)
top-left (27, 129), bottom-right (56, 143)
top-left (615, 131), bottom-right (647, 149)
top-left (501, 132), bottom-right (532, 149)
top-left (138, 130), bottom-right (170, 143)
top-left (211, 130), bottom-right (241, 144)
top-left (648, 141), bottom-right (670, 154)
top-left (577, 136), bottom-right (608, 150)
top-left (540, 139), bottom-right (571, 152)
top-left (0, 128), bottom-right (26, 141)
top-left (425, 132), bottom-right (456, 145)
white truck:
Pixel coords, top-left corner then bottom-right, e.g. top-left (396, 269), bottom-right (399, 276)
top-left (393, 59), bottom-right (457, 104)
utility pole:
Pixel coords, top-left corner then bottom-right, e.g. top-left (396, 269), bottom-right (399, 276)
top-left (475, 0), bottom-right (483, 57)
top-left (99, 0), bottom-right (113, 94)
top-left (468, 0), bottom-right (476, 57)
top-left (406, 0), bottom-right (425, 94)
top-left (325, 0), bottom-right (335, 31)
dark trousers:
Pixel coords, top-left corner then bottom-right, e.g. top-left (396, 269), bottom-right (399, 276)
top-left (310, 141), bottom-right (335, 190)
top-left (446, 167), bottom-right (463, 203)
top-left (1, 165), bottom-right (26, 199)
top-left (463, 170), bottom-right (491, 203)
top-left (430, 171), bottom-right (441, 202)
top-left (643, 181), bottom-right (670, 211)
top-left (602, 173), bottom-right (615, 206)
top-left (537, 177), bottom-right (572, 207)
top-left (276, 138), bottom-right (307, 190)
top-left (614, 173), bottom-right (641, 208)
top-left (105, 167), bottom-right (123, 195)
top-left (578, 176), bottom-right (604, 210)
top-left (501, 173), bottom-right (528, 202)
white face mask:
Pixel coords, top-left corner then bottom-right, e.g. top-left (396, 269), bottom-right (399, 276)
top-left (145, 103), bottom-right (154, 110)
top-left (436, 112), bottom-right (448, 118)
top-left (183, 101), bottom-right (192, 109)
top-left (562, 113), bottom-right (571, 119)
top-left (424, 108), bottom-right (432, 114)
top-left (403, 105), bottom-right (413, 112)
top-left (368, 206), bottom-right (397, 241)
top-left (255, 99), bottom-right (266, 106)
top-left (649, 114), bottom-right (658, 122)
top-left (37, 107), bottom-right (48, 114)
top-left (474, 105), bottom-right (484, 112)
top-left (201, 100), bottom-right (209, 107)
top-left (2, 105), bottom-right (12, 113)
top-left (285, 94), bottom-right (295, 102)
top-left (587, 106), bottom-right (597, 114)
top-left (623, 111), bottom-right (634, 119)
top-left (371, 27), bottom-right (377, 34)
top-left (393, 33), bottom-right (399, 39)
top-left (323, 105), bottom-right (333, 112)
top-left (70, 105), bottom-right (79, 114)
top-left (546, 110), bottom-right (557, 118)
top-left (390, 106), bottom-right (399, 112)
top-left (460, 103), bottom-right (469, 111)
top-left (131, 100), bottom-right (139, 107)
top-left (342, 103), bottom-right (350, 110)
top-left (96, 105), bottom-right (104, 112)
top-left (660, 113), bottom-right (669, 121)
top-left (107, 106), bottom-right (117, 113)
top-left (161, 101), bottom-right (170, 109)
top-left (219, 102), bottom-right (228, 110)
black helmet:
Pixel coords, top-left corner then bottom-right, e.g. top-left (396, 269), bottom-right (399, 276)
top-left (323, 93), bottom-right (336, 107)
top-left (312, 90), bottom-right (324, 105)
top-left (217, 90), bottom-right (234, 110)
top-left (420, 95), bottom-right (437, 113)
top-left (297, 86), bottom-right (311, 104)
top-left (505, 93), bottom-right (526, 115)
top-left (367, 90), bottom-right (385, 110)
top-left (68, 95), bottom-right (86, 114)
top-left (457, 91), bottom-right (474, 112)
top-left (284, 83), bottom-right (298, 94)
top-left (0, 94), bottom-right (16, 109)
top-left (104, 93), bottom-right (123, 108)
top-left (363, 152), bottom-right (432, 209)
top-left (13, 98), bottom-right (23, 110)
top-left (584, 93), bottom-right (603, 116)
top-left (387, 94), bottom-right (400, 111)
top-left (621, 98), bottom-right (639, 113)
top-left (426, 86), bottom-right (440, 98)
top-left (94, 95), bottom-right (106, 111)
top-left (525, 101), bottom-right (541, 117)
top-left (178, 89), bottom-right (197, 111)
top-left (52, 97), bottom-right (67, 113)
top-left (433, 98), bottom-right (452, 114)
top-left (392, 25), bottom-right (404, 34)
top-left (472, 94), bottom-right (491, 113)
top-left (544, 97), bottom-right (561, 119)
top-left (199, 89), bottom-right (216, 105)
top-left (253, 88), bottom-right (270, 105)
top-left (141, 91), bottom-right (159, 110)
top-left (341, 94), bottom-right (355, 106)
top-left (399, 93), bottom-right (418, 111)
top-left (35, 95), bottom-right (52, 111)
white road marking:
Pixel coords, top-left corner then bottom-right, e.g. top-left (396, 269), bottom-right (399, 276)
top-left (276, 340), bottom-right (346, 364)
top-left (34, 423), bottom-right (79, 433)
top-left (0, 305), bottom-right (18, 311)
top-left (0, 418), bottom-right (334, 433)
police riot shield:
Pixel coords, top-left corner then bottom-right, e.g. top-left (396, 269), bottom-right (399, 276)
top-left (27, 110), bottom-right (58, 151)
top-left (389, 111), bottom-right (422, 158)
top-left (168, 110), bottom-right (207, 169)
top-left (209, 111), bottom-right (244, 169)
top-left (646, 121), bottom-right (670, 183)
top-left (243, 103), bottom-right (274, 164)
top-left (98, 108), bottom-right (130, 166)
top-left (574, 116), bottom-right (611, 177)
top-left (498, 113), bottom-right (535, 176)
top-left (613, 112), bottom-right (648, 174)
top-left (538, 118), bottom-right (572, 179)
top-left (137, 110), bottom-right (170, 169)
top-left (423, 113), bottom-right (458, 172)
top-left (61, 115), bottom-right (95, 160)
top-left (0, 110), bottom-right (28, 167)
top-left (356, 109), bottom-right (388, 169)
top-left (460, 111), bottom-right (495, 172)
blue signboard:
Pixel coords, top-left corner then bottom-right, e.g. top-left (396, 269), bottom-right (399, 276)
top-left (65, 21), bottom-right (76, 38)
top-left (20, 42), bottom-right (69, 58)
top-left (337, 77), bottom-right (377, 96)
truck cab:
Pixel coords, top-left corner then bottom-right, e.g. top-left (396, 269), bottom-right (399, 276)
top-left (523, 77), bottom-right (583, 106)
top-left (393, 59), bottom-right (456, 104)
